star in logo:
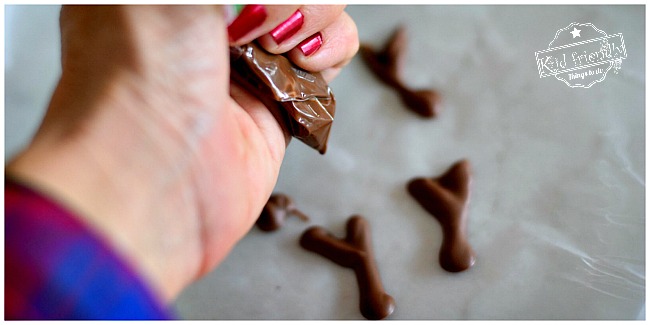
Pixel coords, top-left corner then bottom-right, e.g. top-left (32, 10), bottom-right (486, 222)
top-left (570, 27), bottom-right (581, 38)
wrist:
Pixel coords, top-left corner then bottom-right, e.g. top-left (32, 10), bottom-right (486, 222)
top-left (7, 71), bottom-right (204, 301)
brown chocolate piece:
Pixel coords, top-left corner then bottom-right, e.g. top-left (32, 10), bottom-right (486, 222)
top-left (300, 215), bottom-right (395, 320)
top-left (230, 44), bottom-right (336, 154)
top-left (256, 193), bottom-right (309, 232)
top-left (407, 160), bottom-right (476, 272)
top-left (360, 26), bottom-right (441, 118)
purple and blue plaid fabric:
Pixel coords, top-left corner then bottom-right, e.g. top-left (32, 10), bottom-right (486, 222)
top-left (6, 178), bottom-right (172, 320)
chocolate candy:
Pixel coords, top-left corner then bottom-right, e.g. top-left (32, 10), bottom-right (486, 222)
top-left (360, 26), bottom-right (440, 118)
top-left (407, 160), bottom-right (476, 272)
top-left (230, 43), bottom-right (336, 154)
top-left (300, 215), bottom-right (395, 320)
top-left (257, 193), bottom-right (309, 232)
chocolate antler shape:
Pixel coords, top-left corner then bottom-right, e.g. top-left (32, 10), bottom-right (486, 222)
top-left (256, 193), bottom-right (309, 232)
top-left (360, 26), bottom-right (440, 118)
top-left (407, 160), bottom-right (476, 272)
top-left (300, 216), bottom-right (395, 320)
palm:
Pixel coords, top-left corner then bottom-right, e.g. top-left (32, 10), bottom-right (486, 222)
top-left (145, 12), bottom-right (288, 277)
top-left (187, 87), bottom-right (286, 276)
top-left (57, 6), bottom-right (288, 291)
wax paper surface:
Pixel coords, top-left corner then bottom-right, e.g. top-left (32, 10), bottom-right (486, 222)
top-left (5, 5), bottom-right (644, 320)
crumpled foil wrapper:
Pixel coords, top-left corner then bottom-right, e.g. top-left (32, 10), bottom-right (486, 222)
top-left (230, 43), bottom-right (336, 154)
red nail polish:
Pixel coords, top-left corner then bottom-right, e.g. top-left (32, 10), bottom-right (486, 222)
top-left (298, 32), bottom-right (323, 56)
top-left (270, 10), bottom-right (304, 45)
top-left (227, 5), bottom-right (267, 42)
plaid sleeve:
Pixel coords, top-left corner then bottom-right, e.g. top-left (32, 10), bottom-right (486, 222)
top-left (5, 178), bottom-right (174, 320)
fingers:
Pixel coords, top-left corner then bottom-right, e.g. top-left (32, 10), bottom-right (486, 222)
top-left (228, 5), bottom-right (300, 46)
top-left (255, 5), bottom-right (345, 54)
top-left (227, 5), bottom-right (358, 75)
top-left (286, 11), bottom-right (359, 74)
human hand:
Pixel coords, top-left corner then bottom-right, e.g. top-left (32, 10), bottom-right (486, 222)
top-left (227, 5), bottom-right (359, 80)
top-left (6, 5), bottom-right (358, 302)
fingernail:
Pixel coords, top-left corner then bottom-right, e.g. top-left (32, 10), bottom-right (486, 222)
top-left (227, 5), bottom-right (267, 42)
top-left (298, 32), bottom-right (323, 56)
top-left (270, 10), bottom-right (304, 45)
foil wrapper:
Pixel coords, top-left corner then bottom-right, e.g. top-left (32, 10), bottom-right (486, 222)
top-left (230, 43), bottom-right (336, 154)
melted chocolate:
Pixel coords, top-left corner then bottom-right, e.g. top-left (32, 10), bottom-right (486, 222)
top-left (257, 193), bottom-right (309, 232)
top-left (407, 160), bottom-right (476, 272)
top-left (230, 43), bottom-right (336, 154)
top-left (360, 26), bottom-right (440, 118)
top-left (300, 215), bottom-right (395, 320)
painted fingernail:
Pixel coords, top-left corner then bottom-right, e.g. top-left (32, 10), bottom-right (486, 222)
top-left (270, 10), bottom-right (304, 45)
top-left (227, 5), bottom-right (267, 42)
top-left (298, 32), bottom-right (323, 56)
